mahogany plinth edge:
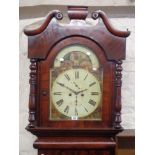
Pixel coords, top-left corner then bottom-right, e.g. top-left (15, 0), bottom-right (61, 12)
top-left (34, 137), bottom-right (116, 149)
top-left (26, 126), bottom-right (123, 137)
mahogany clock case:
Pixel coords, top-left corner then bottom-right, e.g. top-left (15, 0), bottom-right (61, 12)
top-left (24, 6), bottom-right (130, 155)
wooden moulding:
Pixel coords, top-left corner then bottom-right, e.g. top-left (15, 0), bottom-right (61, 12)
top-left (92, 10), bottom-right (130, 37)
top-left (24, 9), bottom-right (130, 38)
top-left (24, 10), bottom-right (63, 36)
top-left (26, 127), bottom-right (123, 137)
top-left (33, 137), bottom-right (116, 149)
top-left (25, 26), bottom-right (127, 60)
top-left (24, 8), bottom-right (130, 61)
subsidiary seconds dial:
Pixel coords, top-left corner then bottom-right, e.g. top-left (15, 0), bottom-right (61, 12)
top-left (51, 69), bottom-right (101, 118)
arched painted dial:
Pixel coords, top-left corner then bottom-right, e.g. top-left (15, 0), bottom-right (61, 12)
top-left (51, 69), bottom-right (101, 118)
top-left (53, 44), bottom-right (99, 69)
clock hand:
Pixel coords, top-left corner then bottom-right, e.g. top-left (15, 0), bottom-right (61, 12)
top-left (74, 89), bottom-right (88, 107)
top-left (56, 82), bottom-right (77, 94)
top-left (76, 89), bottom-right (88, 95)
top-left (75, 95), bottom-right (78, 106)
top-left (56, 82), bottom-right (64, 87)
top-left (73, 82), bottom-right (80, 89)
top-left (56, 82), bottom-right (88, 95)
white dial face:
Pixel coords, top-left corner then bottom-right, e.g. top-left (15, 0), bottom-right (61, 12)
top-left (51, 68), bottom-right (101, 118)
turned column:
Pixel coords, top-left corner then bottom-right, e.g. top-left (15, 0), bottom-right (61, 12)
top-left (28, 58), bottom-right (38, 128)
top-left (114, 60), bottom-right (123, 129)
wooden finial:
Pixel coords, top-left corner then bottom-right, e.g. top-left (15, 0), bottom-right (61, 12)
top-left (68, 6), bottom-right (88, 20)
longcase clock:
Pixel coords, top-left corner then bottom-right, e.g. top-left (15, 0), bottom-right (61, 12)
top-left (24, 6), bottom-right (130, 155)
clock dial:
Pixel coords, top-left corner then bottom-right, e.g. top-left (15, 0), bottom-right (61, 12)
top-left (50, 44), bottom-right (103, 120)
top-left (51, 69), bottom-right (101, 118)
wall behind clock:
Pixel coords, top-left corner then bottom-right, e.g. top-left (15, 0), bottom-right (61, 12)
top-left (19, 1), bottom-right (135, 155)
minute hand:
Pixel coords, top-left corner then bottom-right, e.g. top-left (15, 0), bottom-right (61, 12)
top-left (56, 82), bottom-right (77, 94)
top-left (76, 89), bottom-right (88, 95)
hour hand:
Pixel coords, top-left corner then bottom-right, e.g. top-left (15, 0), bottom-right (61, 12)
top-left (76, 89), bottom-right (88, 95)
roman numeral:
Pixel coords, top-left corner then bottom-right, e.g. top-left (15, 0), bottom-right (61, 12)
top-left (89, 82), bottom-right (96, 87)
top-left (88, 99), bottom-right (96, 106)
top-left (84, 107), bottom-right (88, 112)
top-left (84, 74), bottom-right (88, 80)
top-left (56, 99), bottom-right (63, 106)
top-left (64, 105), bottom-right (69, 114)
top-left (64, 74), bottom-right (70, 81)
top-left (75, 71), bottom-right (79, 79)
top-left (91, 92), bottom-right (99, 95)
top-left (75, 107), bottom-right (78, 116)
top-left (53, 92), bottom-right (62, 95)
